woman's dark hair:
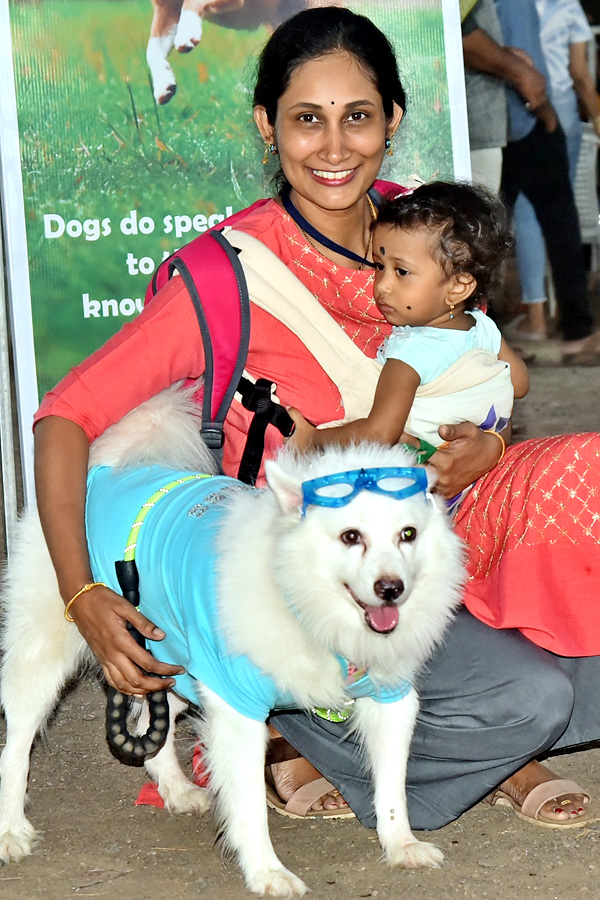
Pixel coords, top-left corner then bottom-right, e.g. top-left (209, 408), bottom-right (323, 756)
top-left (375, 181), bottom-right (514, 307)
top-left (253, 7), bottom-right (406, 124)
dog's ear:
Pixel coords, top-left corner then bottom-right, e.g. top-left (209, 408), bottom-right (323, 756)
top-left (265, 460), bottom-right (304, 516)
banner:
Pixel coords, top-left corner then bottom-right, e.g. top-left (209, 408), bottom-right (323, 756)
top-left (0, 0), bottom-right (468, 501)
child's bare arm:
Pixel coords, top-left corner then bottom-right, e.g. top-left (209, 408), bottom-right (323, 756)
top-left (498, 338), bottom-right (530, 398)
top-left (288, 360), bottom-right (420, 451)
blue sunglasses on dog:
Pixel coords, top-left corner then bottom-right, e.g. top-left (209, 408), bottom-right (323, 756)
top-left (301, 467), bottom-right (429, 517)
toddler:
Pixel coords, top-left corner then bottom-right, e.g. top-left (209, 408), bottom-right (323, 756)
top-left (290, 181), bottom-right (528, 505)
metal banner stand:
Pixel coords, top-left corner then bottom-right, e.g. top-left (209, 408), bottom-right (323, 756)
top-left (0, 208), bottom-right (18, 556)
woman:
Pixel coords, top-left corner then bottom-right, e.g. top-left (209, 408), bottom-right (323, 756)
top-left (33, 7), bottom-right (599, 829)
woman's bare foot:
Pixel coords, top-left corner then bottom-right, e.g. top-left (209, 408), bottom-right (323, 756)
top-left (268, 757), bottom-right (349, 812)
top-left (561, 330), bottom-right (600, 365)
top-left (494, 760), bottom-right (590, 824)
top-left (504, 308), bottom-right (547, 342)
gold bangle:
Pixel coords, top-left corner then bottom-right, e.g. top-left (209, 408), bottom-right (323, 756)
top-left (64, 582), bottom-right (107, 622)
top-left (483, 429), bottom-right (506, 463)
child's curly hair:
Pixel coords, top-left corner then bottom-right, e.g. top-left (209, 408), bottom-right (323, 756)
top-left (375, 181), bottom-right (514, 308)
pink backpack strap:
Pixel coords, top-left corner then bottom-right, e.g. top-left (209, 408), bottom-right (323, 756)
top-left (169, 230), bottom-right (251, 452)
top-left (144, 207), bottom-right (293, 481)
top-left (146, 198), bottom-right (269, 301)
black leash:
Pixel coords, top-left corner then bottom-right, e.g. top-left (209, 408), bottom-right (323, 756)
top-left (105, 560), bottom-right (170, 767)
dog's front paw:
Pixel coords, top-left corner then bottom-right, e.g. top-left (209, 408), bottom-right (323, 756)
top-left (384, 839), bottom-right (444, 869)
top-left (0, 820), bottom-right (40, 863)
top-left (161, 783), bottom-right (212, 816)
top-left (246, 866), bottom-right (307, 898)
top-left (150, 65), bottom-right (177, 105)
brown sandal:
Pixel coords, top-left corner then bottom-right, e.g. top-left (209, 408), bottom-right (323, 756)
top-left (488, 779), bottom-right (597, 828)
top-left (265, 768), bottom-right (355, 820)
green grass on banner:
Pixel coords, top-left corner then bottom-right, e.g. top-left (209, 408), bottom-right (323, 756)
top-left (10, 0), bottom-right (452, 390)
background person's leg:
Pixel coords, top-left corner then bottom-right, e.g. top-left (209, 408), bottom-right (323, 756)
top-left (508, 97), bottom-right (585, 343)
top-left (502, 122), bottom-right (592, 342)
top-left (513, 192), bottom-right (547, 306)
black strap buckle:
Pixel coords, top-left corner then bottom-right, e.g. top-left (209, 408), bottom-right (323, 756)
top-left (236, 377), bottom-right (294, 484)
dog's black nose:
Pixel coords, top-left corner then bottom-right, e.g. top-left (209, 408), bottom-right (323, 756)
top-left (374, 578), bottom-right (404, 602)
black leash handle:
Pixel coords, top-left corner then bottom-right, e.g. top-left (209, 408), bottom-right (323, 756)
top-left (105, 560), bottom-right (170, 767)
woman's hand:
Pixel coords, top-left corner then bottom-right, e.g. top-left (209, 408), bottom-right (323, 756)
top-left (427, 422), bottom-right (507, 499)
top-left (286, 408), bottom-right (317, 452)
top-left (34, 416), bottom-right (182, 696)
top-left (68, 584), bottom-right (184, 695)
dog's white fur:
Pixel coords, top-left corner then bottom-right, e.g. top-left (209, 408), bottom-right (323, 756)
top-left (0, 384), bottom-right (464, 897)
top-left (147, 0), bottom-right (335, 104)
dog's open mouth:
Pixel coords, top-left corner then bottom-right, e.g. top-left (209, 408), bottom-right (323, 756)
top-left (346, 586), bottom-right (399, 634)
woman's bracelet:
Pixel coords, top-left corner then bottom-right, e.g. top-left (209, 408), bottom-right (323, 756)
top-left (64, 582), bottom-right (107, 622)
top-left (483, 429), bottom-right (506, 463)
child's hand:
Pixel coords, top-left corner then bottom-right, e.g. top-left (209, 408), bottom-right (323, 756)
top-left (286, 408), bottom-right (317, 452)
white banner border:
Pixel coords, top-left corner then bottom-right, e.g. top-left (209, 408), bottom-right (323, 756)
top-left (0, 0), bottom-right (39, 508)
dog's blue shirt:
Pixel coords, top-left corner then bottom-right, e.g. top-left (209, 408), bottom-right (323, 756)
top-left (86, 465), bottom-right (411, 721)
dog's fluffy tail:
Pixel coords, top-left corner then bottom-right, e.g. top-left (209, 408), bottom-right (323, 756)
top-left (88, 381), bottom-right (218, 473)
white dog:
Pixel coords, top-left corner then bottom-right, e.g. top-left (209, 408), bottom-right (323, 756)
top-left (0, 385), bottom-right (464, 898)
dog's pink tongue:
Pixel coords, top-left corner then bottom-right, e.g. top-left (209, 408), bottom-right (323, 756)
top-left (365, 604), bottom-right (399, 634)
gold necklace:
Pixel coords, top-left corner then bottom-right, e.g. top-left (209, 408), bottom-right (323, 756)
top-left (360, 195), bottom-right (378, 270)
top-left (300, 195), bottom-right (378, 270)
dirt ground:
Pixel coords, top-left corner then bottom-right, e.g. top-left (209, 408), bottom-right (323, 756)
top-left (1, 318), bottom-right (600, 899)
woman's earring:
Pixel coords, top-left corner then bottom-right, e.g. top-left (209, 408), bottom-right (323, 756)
top-left (449, 302), bottom-right (455, 321)
top-left (385, 137), bottom-right (394, 157)
top-left (262, 143), bottom-right (277, 165)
